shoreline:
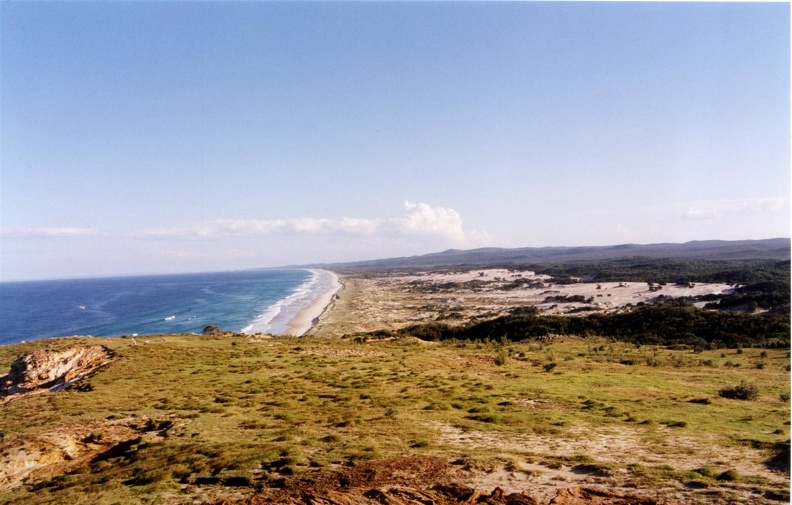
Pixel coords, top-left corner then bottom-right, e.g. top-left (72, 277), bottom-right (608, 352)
top-left (284, 270), bottom-right (342, 336)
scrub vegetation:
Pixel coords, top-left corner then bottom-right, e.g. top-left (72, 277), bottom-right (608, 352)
top-left (399, 299), bottom-right (790, 349)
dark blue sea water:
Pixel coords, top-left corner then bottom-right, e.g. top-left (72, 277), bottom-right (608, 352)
top-left (0, 269), bottom-right (318, 345)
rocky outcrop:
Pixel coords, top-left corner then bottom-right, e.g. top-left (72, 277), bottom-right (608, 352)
top-left (0, 346), bottom-right (116, 400)
top-left (0, 416), bottom-right (169, 490)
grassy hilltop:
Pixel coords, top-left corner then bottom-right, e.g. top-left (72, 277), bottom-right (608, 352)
top-left (0, 331), bottom-right (789, 504)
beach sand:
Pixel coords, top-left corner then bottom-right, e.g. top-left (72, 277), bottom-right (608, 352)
top-left (284, 270), bottom-right (342, 336)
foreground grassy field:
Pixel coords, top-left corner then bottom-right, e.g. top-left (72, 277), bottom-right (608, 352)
top-left (0, 333), bottom-right (789, 504)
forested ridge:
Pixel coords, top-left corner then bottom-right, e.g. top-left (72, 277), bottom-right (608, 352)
top-left (318, 238), bottom-right (790, 273)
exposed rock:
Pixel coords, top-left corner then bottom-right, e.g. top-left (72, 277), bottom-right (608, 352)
top-left (0, 416), bottom-right (159, 490)
top-left (0, 346), bottom-right (116, 400)
top-left (547, 487), bottom-right (665, 505)
top-left (203, 325), bottom-right (221, 335)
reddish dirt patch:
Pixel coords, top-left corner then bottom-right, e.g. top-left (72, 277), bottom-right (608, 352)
top-left (222, 457), bottom-right (670, 505)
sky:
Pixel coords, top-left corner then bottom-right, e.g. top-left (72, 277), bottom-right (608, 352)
top-left (1, 1), bottom-right (789, 281)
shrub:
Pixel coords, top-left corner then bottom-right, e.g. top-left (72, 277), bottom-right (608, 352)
top-left (203, 325), bottom-right (221, 335)
top-left (694, 467), bottom-right (718, 478)
top-left (466, 413), bottom-right (501, 423)
top-left (543, 362), bottom-right (558, 373)
top-left (239, 420), bottom-right (267, 430)
top-left (716, 469), bottom-right (742, 481)
top-left (719, 381), bottom-right (759, 401)
top-left (494, 348), bottom-right (508, 366)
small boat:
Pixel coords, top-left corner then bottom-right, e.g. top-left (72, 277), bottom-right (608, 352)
top-left (164, 315), bottom-right (176, 321)
top-left (79, 305), bottom-right (86, 310)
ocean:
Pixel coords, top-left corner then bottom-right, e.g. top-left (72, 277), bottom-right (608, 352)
top-left (0, 269), bottom-right (328, 345)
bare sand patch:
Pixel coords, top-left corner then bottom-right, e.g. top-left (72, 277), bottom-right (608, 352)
top-left (312, 269), bottom-right (734, 336)
top-left (428, 422), bottom-right (787, 504)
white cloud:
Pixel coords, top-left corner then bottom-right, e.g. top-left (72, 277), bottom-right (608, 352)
top-left (289, 218), bottom-right (331, 234)
top-left (679, 197), bottom-right (786, 220)
top-left (0, 227), bottom-right (103, 238)
top-left (391, 201), bottom-right (466, 243)
top-left (159, 249), bottom-right (203, 260)
top-left (136, 201), bottom-right (484, 245)
top-left (201, 219), bottom-right (287, 237)
top-left (335, 217), bottom-right (380, 235)
top-left (3, 202), bottom-right (492, 252)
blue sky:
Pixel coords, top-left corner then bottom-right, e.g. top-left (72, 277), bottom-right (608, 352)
top-left (1, 2), bottom-right (789, 280)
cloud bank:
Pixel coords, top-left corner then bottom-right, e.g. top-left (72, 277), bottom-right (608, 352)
top-left (679, 197), bottom-right (786, 220)
top-left (3, 201), bottom-right (491, 249)
top-left (135, 201), bottom-right (487, 247)
top-left (1, 227), bottom-right (103, 238)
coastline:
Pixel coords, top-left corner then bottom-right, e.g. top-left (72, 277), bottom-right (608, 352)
top-left (284, 270), bottom-right (341, 336)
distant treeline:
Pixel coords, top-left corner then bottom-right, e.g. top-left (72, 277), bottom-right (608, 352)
top-left (701, 280), bottom-right (790, 313)
top-left (522, 258), bottom-right (790, 285)
top-left (398, 300), bottom-right (790, 349)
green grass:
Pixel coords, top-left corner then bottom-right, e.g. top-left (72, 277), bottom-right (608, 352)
top-left (0, 334), bottom-right (789, 503)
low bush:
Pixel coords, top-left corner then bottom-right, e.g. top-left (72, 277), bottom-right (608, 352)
top-left (466, 413), bottom-right (501, 424)
top-left (716, 469), bottom-right (742, 481)
top-left (718, 381), bottom-right (759, 401)
top-left (693, 467), bottom-right (718, 478)
top-left (688, 398), bottom-right (712, 405)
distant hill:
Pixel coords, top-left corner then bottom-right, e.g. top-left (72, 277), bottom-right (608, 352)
top-left (307, 238), bottom-right (790, 273)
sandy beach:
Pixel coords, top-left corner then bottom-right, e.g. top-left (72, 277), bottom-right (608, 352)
top-left (284, 270), bottom-right (342, 336)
